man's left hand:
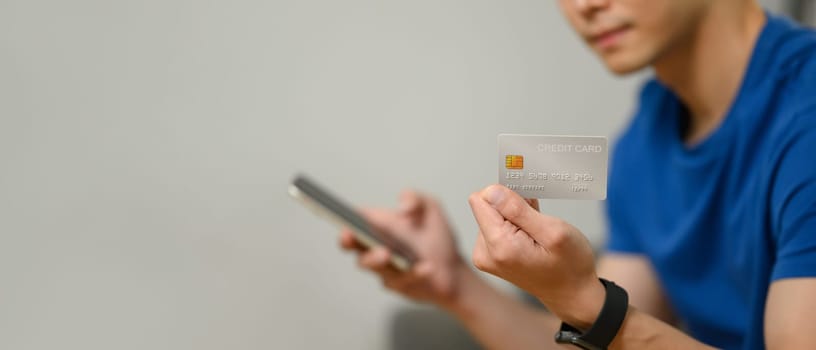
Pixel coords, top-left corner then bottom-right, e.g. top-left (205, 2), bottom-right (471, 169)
top-left (468, 184), bottom-right (606, 329)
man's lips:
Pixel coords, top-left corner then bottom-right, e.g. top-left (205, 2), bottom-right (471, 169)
top-left (589, 25), bottom-right (631, 50)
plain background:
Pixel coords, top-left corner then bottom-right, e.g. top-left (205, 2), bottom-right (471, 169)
top-left (0, 0), bottom-right (803, 349)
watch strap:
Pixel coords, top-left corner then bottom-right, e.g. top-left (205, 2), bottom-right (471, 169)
top-left (554, 278), bottom-right (629, 349)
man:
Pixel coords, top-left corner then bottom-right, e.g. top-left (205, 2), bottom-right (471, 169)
top-left (339, 0), bottom-right (816, 349)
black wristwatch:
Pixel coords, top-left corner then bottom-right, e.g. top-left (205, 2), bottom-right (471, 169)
top-left (554, 278), bottom-right (629, 350)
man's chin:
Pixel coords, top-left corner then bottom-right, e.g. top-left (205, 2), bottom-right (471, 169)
top-left (600, 54), bottom-right (650, 76)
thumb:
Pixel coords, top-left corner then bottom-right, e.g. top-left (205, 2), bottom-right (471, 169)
top-left (481, 185), bottom-right (543, 235)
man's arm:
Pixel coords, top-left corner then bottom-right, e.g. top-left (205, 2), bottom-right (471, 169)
top-left (469, 185), bottom-right (718, 349)
top-left (765, 278), bottom-right (816, 348)
top-left (447, 245), bottom-right (709, 350)
top-left (335, 191), bottom-right (554, 349)
top-left (438, 264), bottom-right (563, 350)
top-left (485, 277), bottom-right (816, 350)
top-left (341, 190), bottom-right (696, 349)
top-left (444, 254), bottom-right (676, 350)
top-left (340, 191), bottom-right (565, 350)
top-left (340, 191), bottom-right (679, 350)
top-left (597, 254), bottom-right (676, 325)
top-left (608, 279), bottom-right (816, 349)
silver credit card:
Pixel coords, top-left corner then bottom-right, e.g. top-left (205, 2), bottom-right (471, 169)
top-left (498, 134), bottom-right (608, 200)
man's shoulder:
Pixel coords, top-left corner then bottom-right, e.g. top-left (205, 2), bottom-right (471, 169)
top-left (741, 15), bottom-right (816, 151)
top-left (759, 17), bottom-right (816, 230)
top-left (764, 13), bottom-right (816, 63)
top-left (764, 14), bottom-right (816, 110)
top-left (763, 21), bottom-right (816, 150)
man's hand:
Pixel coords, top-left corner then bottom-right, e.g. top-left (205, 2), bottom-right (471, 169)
top-left (339, 190), bottom-right (470, 308)
top-left (339, 189), bottom-right (578, 350)
top-left (468, 184), bottom-right (605, 329)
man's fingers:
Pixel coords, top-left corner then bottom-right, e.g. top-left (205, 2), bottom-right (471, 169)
top-left (526, 198), bottom-right (540, 212)
top-left (356, 207), bottom-right (415, 244)
top-left (358, 208), bottom-right (400, 229)
top-left (384, 262), bottom-right (429, 290)
top-left (399, 190), bottom-right (449, 231)
top-left (472, 231), bottom-right (495, 273)
top-left (356, 247), bottom-right (422, 290)
top-left (339, 231), bottom-right (354, 249)
top-left (339, 230), bottom-right (366, 252)
top-left (358, 246), bottom-right (392, 270)
top-left (480, 184), bottom-right (546, 239)
top-left (398, 190), bottom-right (425, 229)
top-left (468, 190), bottom-right (511, 244)
top-left (399, 190), bottom-right (423, 217)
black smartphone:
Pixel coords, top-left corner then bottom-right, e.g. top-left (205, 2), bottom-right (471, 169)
top-left (288, 174), bottom-right (417, 271)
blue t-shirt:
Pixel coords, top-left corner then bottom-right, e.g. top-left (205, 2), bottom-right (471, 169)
top-left (606, 14), bottom-right (816, 349)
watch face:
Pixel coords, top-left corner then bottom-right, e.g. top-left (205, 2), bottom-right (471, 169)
top-left (570, 338), bottom-right (604, 350)
top-left (555, 330), bottom-right (604, 350)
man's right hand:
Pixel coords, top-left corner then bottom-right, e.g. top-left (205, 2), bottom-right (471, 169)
top-left (339, 190), bottom-right (622, 350)
top-left (338, 190), bottom-right (469, 308)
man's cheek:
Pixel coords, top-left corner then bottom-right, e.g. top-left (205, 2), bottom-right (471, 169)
top-left (559, 9), bottom-right (585, 36)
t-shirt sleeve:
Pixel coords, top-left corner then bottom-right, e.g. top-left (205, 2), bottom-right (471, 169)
top-left (604, 126), bottom-right (644, 254)
top-left (770, 111), bottom-right (816, 281)
top-left (605, 190), bottom-right (643, 253)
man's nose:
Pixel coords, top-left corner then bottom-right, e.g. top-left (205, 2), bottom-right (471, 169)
top-left (572, 0), bottom-right (611, 15)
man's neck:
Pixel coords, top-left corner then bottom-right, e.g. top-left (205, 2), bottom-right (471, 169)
top-left (653, 2), bottom-right (766, 146)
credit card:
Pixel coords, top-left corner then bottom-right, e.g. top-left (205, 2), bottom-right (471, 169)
top-left (498, 134), bottom-right (608, 200)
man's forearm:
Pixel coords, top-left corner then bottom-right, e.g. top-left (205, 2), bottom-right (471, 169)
top-left (541, 279), bottom-right (715, 350)
top-left (552, 282), bottom-right (715, 350)
top-left (608, 307), bottom-right (716, 350)
top-left (439, 265), bottom-right (717, 350)
top-left (439, 265), bottom-right (562, 350)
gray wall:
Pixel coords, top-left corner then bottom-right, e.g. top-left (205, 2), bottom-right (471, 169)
top-left (799, 0), bottom-right (816, 25)
top-left (0, 0), bottom-right (788, 349)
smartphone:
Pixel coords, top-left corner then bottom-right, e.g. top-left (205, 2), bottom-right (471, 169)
top-left (288, 174), bottom-right (417, 271)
